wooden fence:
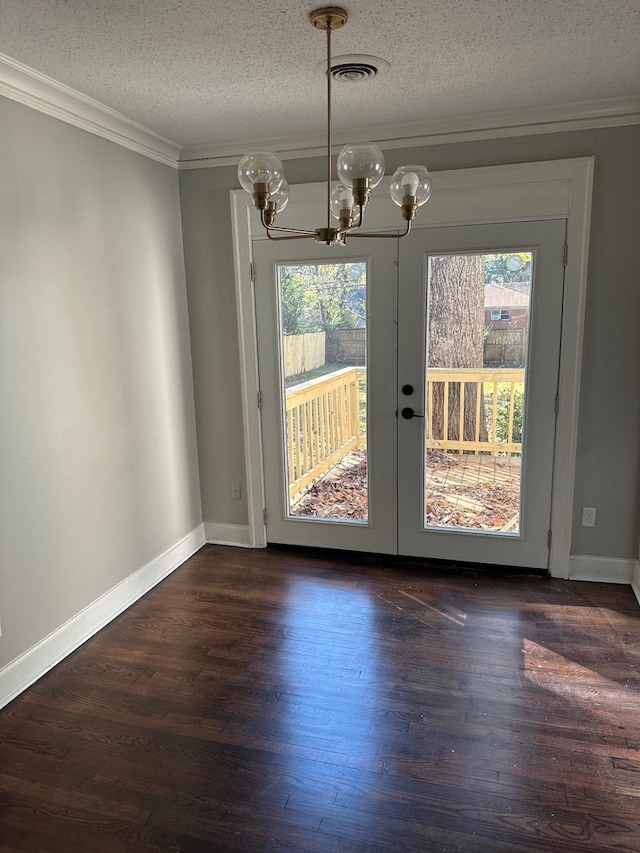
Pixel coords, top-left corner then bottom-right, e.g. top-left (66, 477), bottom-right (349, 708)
top-left (484, 329), bottom-right (526, 367)
top-left (282, 331), bottom-right (326, 378)
top-left (285, 367), bottom-right (365, 500)
top-left (427, 368), bottom-right (524, 456)
top-left (325, 328), bottom-right (366, 365)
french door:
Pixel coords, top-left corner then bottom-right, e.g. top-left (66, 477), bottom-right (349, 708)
top-left (253, 219), bottom-right (566, 568)
top-left (398, 220), bottom-right (565, 567)
top-left (254, 236), bottom-right (398, 553)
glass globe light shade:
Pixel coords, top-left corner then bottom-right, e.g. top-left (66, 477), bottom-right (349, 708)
top-left (270, 180), bottom-right (290, 213)
top-left (330, 184), bottom-right (355, 220)
top-left (389, 165), bottom-right (432, 207)
top-left (337, 143), bottom-right (385, 189)
top-left (238, 151), bottom-right (284, 194)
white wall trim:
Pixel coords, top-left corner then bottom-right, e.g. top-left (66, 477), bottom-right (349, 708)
top-left (231, 192), bottom-right (267, 548)
top-left (204, 522), bottom-right (252, 548)
top-left (0, 52), bottom-right (181, 168)
top-left (0, 524), bottom-right (205, 710)
top-left (569, 555), bottom-right (635, 585)
top-left (180, 94), bottom-right (640, 169)
top-left (231, 158), bottom-right (593, 573)
top-left (548, 158), bottom-right (594, 580)
top-left (632, 562), bottom-right (640, 607)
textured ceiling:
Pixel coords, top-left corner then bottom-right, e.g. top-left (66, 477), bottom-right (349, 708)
top-left (0, 0), bottom-right (639, 148)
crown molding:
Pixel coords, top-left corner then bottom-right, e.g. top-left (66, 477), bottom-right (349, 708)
top-left (1, 50), bottom-right (636, 172)
top-left (0, 52), bottom-right (182, 168)
top-left (179, 94), bottom-right (640, 169)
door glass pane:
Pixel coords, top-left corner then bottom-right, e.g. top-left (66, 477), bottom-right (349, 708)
top-left (424, 251), bottom-right (532, 534)
top-left (277, 262), bottom-right (369, 522)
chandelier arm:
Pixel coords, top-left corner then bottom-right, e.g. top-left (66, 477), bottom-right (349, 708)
top-left (264, 225), bottom-right (317, 235)
top-left (346, 221), bottom-right (413, 239)
top-left (266, 230), bottom-right (317, 241)
top-left (259, 210), bottom-right (316, 236)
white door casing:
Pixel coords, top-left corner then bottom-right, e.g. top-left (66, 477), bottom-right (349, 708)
top-left (231, 157), bottom-right (594, 577)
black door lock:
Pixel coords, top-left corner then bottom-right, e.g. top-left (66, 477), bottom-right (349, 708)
top-left (401, 407), bottom-right (425, 419)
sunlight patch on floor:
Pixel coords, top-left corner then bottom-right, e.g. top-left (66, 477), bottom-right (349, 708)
top-left (522, 638), bottom-right (640, 725)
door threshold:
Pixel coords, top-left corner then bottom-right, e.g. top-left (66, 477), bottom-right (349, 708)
top-left (267, 542), bottom-right (548, 578)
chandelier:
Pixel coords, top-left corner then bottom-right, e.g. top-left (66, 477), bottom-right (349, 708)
top-left (237, 6), bottom-right (432, 246)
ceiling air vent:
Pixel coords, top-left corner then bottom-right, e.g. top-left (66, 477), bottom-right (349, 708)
top-left (331, 62), bottom-right (378, 82)
top-left (325, 54), bottom-right (390, 82)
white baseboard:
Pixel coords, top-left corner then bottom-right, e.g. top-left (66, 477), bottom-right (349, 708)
top-left (204, 522), bottom-right (251, 548)
top-left (0, 523), bottom-right (205, 710)
top-left (632, 562), bottom-right (640, 607)
top-left (569, 554), bottom-right (635, 585)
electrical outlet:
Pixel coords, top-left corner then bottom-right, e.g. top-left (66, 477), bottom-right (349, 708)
top-left (582, 507), bottom-right (597, 527)
top-left (231, 482), bottom-right (242, 500)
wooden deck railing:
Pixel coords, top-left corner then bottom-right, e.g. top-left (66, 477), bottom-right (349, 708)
top-left (285, 366), bottom-right (524, 500)
top-left (285, 367), bottom-right (365, 500)
top-left (427, 368), bottom-right (525, 456)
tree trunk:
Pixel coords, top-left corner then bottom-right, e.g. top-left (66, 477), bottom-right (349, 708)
top-left (427, 255), bottom-right (488, 446)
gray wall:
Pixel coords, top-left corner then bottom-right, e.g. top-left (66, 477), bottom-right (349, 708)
top-left (0, 97), bottom-right (202, 667)
top-left (180, 125), bottom-right (640, 560)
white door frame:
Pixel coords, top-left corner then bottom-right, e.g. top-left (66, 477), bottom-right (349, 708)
top-left (230, 157), bottom-right (594, 578)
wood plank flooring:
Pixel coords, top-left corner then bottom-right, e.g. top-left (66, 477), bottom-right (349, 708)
top-left (1, 545), bottom-right (639, 852)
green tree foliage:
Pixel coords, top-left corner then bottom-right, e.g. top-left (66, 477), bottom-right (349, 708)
top-left (484, 252), bottom-right (532, 283)
top-left (279, 263), bottom-right (365, 335)
top-left (279, 267), bottom-right (310, 336)
top-left (492, 384), bottom-right (524, 447)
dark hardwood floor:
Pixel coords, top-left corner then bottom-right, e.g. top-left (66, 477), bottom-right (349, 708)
top-left (1, 545), bottom-right (639, 852)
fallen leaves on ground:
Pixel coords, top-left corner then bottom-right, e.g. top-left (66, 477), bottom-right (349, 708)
top-left (291, 452), bottom-right (369, 520)
top-left (291, 449), bottom-right (520, 531)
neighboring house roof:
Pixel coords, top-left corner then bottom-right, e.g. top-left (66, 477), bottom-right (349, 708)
top-left (500, 281), bottom-right (531, 297)
top-left (484, 283), bottom-right (530, 308)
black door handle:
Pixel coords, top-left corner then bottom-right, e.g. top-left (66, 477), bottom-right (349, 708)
top-left (401, 407), bottom-right (425, 419)
top-left (402, 384), bottom-right (414, 396)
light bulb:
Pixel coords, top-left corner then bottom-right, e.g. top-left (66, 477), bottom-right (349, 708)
top-left (331, 184), bottom-right (355, 220)
top-left (401, 171), bottom-right (420, 197)
top-left (390, 165), bottom-right (432, 208)
top-left (238, 151), bottom-right (284, 194)
top-left (270, 180), bottom-right (290, 213)
top-left (337, 143), bottom-right (385, 189)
